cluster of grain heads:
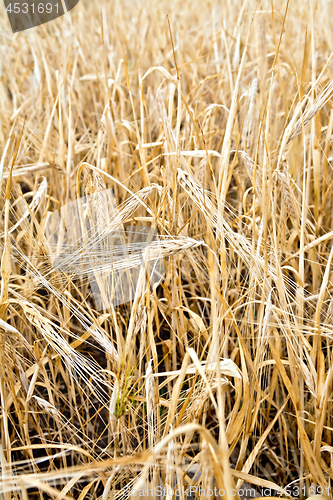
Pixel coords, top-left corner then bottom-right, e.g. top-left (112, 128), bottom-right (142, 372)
top-left (2, 0), bottom-right (333, 498)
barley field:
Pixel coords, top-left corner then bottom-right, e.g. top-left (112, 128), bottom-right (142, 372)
top-left (1, 0), bottom-right (333, 498)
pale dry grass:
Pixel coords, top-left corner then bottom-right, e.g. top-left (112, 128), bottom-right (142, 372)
top-left (0, 0), bottom-right (333, 499)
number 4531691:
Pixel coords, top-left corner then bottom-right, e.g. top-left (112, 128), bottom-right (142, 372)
top-left (6, 3), bottom-right (59, 13)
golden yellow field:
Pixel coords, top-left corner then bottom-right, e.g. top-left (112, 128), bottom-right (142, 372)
top-left (1, 0), bottom-right (333, 498)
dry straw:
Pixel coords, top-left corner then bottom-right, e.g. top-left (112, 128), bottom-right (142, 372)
top-left (1, 0), bottom-right (333, 498)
